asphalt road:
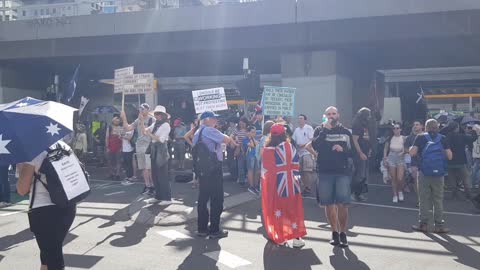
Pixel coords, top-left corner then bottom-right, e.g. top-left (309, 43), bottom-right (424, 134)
top-left (1, 175), bottom-right (479, 270)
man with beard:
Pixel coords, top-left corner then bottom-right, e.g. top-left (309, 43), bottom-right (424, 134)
top-left (351, 107), bottom-right (371, 202)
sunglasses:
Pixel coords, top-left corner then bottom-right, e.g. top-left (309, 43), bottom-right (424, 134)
top-left (393, 127), bottom-right (401, 130)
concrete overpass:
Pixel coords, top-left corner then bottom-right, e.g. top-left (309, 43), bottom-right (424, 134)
top-left (2, 0), bottom-right (480, 124)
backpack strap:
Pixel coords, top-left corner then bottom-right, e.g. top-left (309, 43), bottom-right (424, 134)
top-left (29, 173), bottom-right (48, 210)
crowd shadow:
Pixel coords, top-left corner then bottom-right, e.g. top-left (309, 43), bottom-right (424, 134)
top-left (95, 222), bottom-right (151, 248)
top-left (64, 253), bottom-right (103, 269)
top-left (176, 238), bottom-right (221, 270)
top-left (263, 241), bottom-right (322, 270)
top-left (329, 247), bottom-right (370, 270)
top-left (426, 233), bottom-right (480, 269)
top-left (0, 228), bottom-right (34, 251)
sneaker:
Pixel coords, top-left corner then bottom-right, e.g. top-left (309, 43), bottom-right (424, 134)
top-left (131, 176), bottom-right (138, 181)
top-left (196, 231), bottom-right (209, 237)
top-left (339, 232), bottom-right (348, 248)
top-left (147, 187), bottom-right (156, 196)
top-left (393, 196), bottom-right (399, 203)
top-left (0, 202), bottom-right (11, 208)
top-left (329, 232), bottom-right (340, 246)
top-left (209, 229), bottom-right (229, 239)
top-left (248, 187), bottom-right (258, 195)
top-left (292, 238), bottom-right (305, 248)
top-left (144, 198), bottom-right (160, 204)
top-left (412, 223), bottom-right (428, 233)
top-left (141, 186), bottom-right (149, 195)
top-left (434, 225), bottom-right (450, 234)
top-left (398, 192), bottom-right (404, 202)
top-left (158, 200), bottom-right (172, 206)
top-left (356, 194), bottom-right (368, 202)
top-left (121, 179), bottom-right (135, 186)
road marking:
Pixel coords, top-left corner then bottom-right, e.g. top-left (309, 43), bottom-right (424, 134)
top-left (157, 230), bottom-right (193, 240)
top-left (104, 191), bottom-right (126, 196)
top-left (0, 210), bottom-right (26, 217)
top-left (203, 250), bottom-right (251, 269)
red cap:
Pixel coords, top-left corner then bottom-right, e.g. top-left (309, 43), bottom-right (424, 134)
top-left (270, 123), bottom-right (286, 136)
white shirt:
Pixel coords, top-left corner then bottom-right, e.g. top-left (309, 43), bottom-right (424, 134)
top-left (148, 122), bottom-right (171, 143)
top-left (26, 141), bottom-right (71, 209)
top-left (473, 137), bottom-right (480, 159)
top-left (122, 130), bottom-right (134, 152)
top-left (293, 124), bottom-right (314, 157)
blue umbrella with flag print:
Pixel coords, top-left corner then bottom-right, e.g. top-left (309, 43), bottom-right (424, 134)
top-left (0, 97), bottom-right (77, 165)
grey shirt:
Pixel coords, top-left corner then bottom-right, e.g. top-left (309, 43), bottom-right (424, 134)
top-left (131, 116), bottom-right (155, 148)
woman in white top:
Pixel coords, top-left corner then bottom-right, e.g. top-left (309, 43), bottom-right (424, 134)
top-left (17, 140), bottom-right (76, 270)
top-left (141, 106), bottom-right (172, 205)
top-left (383, 124), bottom-right (406, 203)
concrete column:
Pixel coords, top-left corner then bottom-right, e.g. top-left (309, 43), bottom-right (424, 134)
top-left (281, 51), bottom-right (354, 127)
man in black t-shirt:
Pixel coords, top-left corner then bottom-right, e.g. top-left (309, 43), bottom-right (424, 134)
top-left (404, 121), bottom-right (424, 203)
top-left (351, 107), bottom-right (371, 202)
top-left (409, 119), bottom-right (452, 233)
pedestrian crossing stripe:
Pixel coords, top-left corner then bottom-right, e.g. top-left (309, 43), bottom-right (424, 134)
top-left (157, 230), bottom-right (193, 240)
top-left (203, 250), bottom-right (252, 269)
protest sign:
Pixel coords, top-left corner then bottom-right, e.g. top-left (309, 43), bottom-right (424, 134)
top-left (262, 86), bottom-right (296, 116)
top-left (192, 87), bottom-right (228, 114)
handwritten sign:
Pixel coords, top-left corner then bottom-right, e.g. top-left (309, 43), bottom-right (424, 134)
top-left (51, 154), bottom-right (90, 200)
top-left (192, 87), bottom-right (228, 114)
top-left (262, 86), bottom-right (296, 116)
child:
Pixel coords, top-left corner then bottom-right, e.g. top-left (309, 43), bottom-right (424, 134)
top-left (244, 126), bottom-right (260, 195)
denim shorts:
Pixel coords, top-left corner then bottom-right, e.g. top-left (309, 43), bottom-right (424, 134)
top-left (246, 156), bottom-right (258, 171)
top-left (387, 152), bottom-right (405, 167)
top-left (316, 173), bottom-right (351, 206)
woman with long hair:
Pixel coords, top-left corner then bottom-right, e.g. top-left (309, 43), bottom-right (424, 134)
top-left (384, 123), bottom-right (406, 203)
top-left (261, 124), bottom-right (306, 248)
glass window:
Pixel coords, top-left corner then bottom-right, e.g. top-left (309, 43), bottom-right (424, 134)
top-left (67, 6), bottom-right (71, 10)
top-left (34, 10), bottom-right (38, 16)
top-left (40, 9), bottom-right (44, 15)
top-left (22, 10), bottom-right (26, 16)
top-left (46, 8), bottom-right (49, 15)
top-left (52, 7), bottom-right (56, 13)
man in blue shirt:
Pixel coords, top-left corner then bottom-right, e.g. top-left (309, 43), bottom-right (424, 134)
top-left (193, 111), bottom-right (235, 239)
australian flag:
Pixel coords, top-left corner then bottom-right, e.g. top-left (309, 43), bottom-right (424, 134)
top-left (62, 65), bottom-right (80, 104)
top-left (415, 86), bottom-right (429, 123)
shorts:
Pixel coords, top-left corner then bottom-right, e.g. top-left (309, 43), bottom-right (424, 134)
top-left (135, 151), bottom-right (151, 170)
top-left (246, 156), bottom-right (259, 171)
top-left (300, 154), bottom-right (315, 172)
top-left (387, 152), bottom-right (404, 167)
top-left (316, 173), bottom-right (351, 206)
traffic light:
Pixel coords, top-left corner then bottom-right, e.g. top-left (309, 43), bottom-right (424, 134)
top-left (235, 71), bottom-right (261, 100)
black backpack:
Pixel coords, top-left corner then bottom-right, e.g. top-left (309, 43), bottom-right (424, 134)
top-left (192, 128), bottom-right (219, 177)
top-left (30, 143), bottom-right (90, 209)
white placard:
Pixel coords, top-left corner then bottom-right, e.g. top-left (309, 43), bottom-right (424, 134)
top-left (114, 73), bottom-right (155, 94)
top-left (262, 86), bottom-right (296, 116)
top-left (192, 87), bottom-right (228, 114)
top-left (51, 154), bottom-right (90, 200)
top-left (114, 66), bottom-right (134, 79)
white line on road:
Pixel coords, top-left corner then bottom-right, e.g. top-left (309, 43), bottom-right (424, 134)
top-left (157, 230), bottom-right (193, 240)
top-left (203, 250), bottom-right (252, 269)
top-left (104, 191), bottom-right (126, 196)
top-left (353, 202), bottom-right (480, 217)
top-left (0, 210), bottom-right (27, 217)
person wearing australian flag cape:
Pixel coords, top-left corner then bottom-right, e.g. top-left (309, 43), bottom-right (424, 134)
top-left (261, 124), bottom-right (307, 247)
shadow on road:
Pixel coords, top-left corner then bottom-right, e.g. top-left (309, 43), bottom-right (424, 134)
top-left (263, 241), bottom-right (322, 270)
top-left (0, 228), bottom-right (34, 251)
top-left (426, 233), bottom-right (480, 269)
top-left (177, 239), bottom-right (221, 270)
top-left (64, 253), bottom-right (103, 269)
top-left (329, 247), bottom-right (370, 270)
top-left (96, 222), bottom-right (152, 248)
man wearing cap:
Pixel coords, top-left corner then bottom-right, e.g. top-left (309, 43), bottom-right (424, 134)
top-left (121, 103), bottom-right (156, 196)
top-left (193, 111), bottom-right (235, 239)
top-left (309, 106), bottom-right (354, 248)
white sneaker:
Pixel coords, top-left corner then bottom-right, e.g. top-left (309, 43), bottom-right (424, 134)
top-left (121, 179), bottom-right (135, 186)
top-left (0, 202), bottom-right (11, 208)
top-left (158, 200), bottom-right (172, 206)
top-left (292, 238), bottom-right (305, 248)
top-left (393, 196), bottom-right (398, 203)
top-left (398, 192), bottom-right (404, 202)
top-left (144, 198), bottom-right (160, 204)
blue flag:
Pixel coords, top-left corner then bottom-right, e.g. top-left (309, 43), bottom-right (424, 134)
top-left (63, 65), bottom-right (80, 104)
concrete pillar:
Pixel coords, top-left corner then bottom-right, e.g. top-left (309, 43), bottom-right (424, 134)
top-left (281, 51), bottom-right (354, 127)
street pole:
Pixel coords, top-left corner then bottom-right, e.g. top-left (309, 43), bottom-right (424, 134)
top-left (54, 74), bottom-right (59, 102)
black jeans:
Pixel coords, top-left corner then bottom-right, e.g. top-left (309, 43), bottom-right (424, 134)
top-left (122, 151), bottom-right (134, 178)
top-left (151, 162), bottom-right (171, 201)
top-left (352, 156), bottom-right (369, 196)
top-left (28, 205), bottom-right (76, 270)
top-left (197, 163), bottom-right (224, 233)
top-left (0, 165), bottom-right (10, 203)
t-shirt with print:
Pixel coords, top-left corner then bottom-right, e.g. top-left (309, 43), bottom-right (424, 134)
top-left (351, 121), bottom-right (370, 154)
top-left (292, 124), bottom-right (314, 157)
top-left (132, 116), bottom-right (155, 150)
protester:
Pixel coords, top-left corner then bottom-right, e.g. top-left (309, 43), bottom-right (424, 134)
top-left (225, 118), bottom-right (238, 181)
top-left (106, 116), bottom-right (123, 180)
top-left (410, 119), bottom-right (452, 233)
top-left (244, 126), bottom-right (260, 195)
top-left (121, 103), bottom-right (156, 196)
top-left (250, 110), bottom-right (263, 131)
top-left (16, 141), bottom-right (77, 270)
top-left (121, 130), bottom-right (135, 185)
top-left (232, 117), bottom-right (249, 187)
top-left (73, 123), bottom-right (88, 162)
top-left (404, 121), bottom-right (424, 205)
top-left (258, 121), bottom-right (275, 159)
top-left (444, 121), bottom-right (477, 200)
top-left (471, 124), bottom-right (480, 189)
top-left (309, 106), bottom-right (353, 247)
top-left (185, 118), bottom-right (200, 189)
top-left (193, 111), bottom-right (234, 239)
top-left (383, 123), bottom-right (406, 203)
top-left (261, 123), bottom-right (306, 248)
top-left (0, 165), bottom-right (10, 207)
top-left (292, 114), bottom-right (315, 196)
top-left (351, 108), bottom-right (371, 202)
top-left (143, 106), bottom-right (172, 205)
top-left (173, 119), bottom-right (188, 170)
top-left (93, 122), bottom-right (106, 167)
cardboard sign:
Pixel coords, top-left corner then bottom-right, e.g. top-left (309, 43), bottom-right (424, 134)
top-left (51, 154), bottom-right (90, 200)
top-left (192, 87), bottom-right (228, 114)
top-left (262, 86), bottom-right (296, 116)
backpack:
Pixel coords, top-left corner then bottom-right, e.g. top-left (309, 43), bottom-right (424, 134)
top-left (131, 118), bottom-right (153, 147)
top-left (30, 143), bottom-right (90, 209)
top-left (420, 133), bottom-right (446, 176)
top-left (192, 128), bottom-right (219, 177)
